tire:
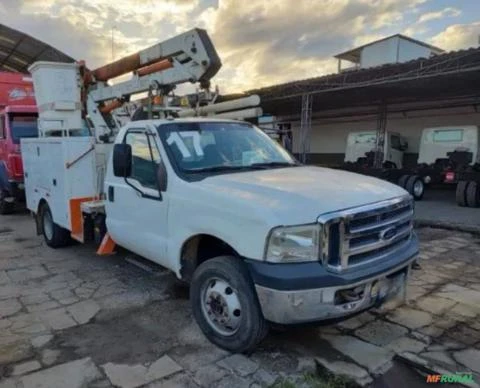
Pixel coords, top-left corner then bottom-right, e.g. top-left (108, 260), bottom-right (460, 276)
top-left (383, 161), bottom-right (396, 169)
top-left (466, 181), bottom-right (480, 208)
top-left (0, 190), bottom-right (14, 215)
top-left (40, 203), bottom-right (71, 248)
top-left (398, 175), bottom-right (409, 189)
top-left (456, 181), bottom-right (469, 207)
top-left (190, 256), bottom-right (268, 353)
top-left (405, 175), bottom-right (425, 200)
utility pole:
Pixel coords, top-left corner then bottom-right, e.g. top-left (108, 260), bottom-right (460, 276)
top-left (111, 25), bottom-right (116, 62)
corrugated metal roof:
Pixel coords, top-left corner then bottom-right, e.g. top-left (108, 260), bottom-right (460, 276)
top-left (0, 23), bottom-right (74, 73)
top-left (240, 46), bottom-right (480, 115)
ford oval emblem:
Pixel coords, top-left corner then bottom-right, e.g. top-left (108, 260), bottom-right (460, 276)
top-left (380, 227), bottom-right (397, 241)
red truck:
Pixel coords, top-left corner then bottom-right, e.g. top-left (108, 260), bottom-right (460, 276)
top-left (0, 72), bottom-right (38, 214)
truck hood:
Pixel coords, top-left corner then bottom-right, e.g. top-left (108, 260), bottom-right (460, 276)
top-left (198, 166), bottom-right (408, 225)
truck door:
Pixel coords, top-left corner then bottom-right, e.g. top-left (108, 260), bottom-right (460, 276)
top-left (387, 133), bottom-right (403, 169)
top-left (105, 127), bottom-right (169, 266)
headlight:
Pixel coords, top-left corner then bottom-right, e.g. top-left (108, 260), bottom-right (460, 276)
top-left (264, 224), bottom-right (322, 263)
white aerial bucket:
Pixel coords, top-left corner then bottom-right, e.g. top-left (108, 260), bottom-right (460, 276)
top-left (28, 61), bottom-right (83, 136)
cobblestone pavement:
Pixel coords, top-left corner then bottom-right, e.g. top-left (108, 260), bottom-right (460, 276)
top-left (0, 214), bottom-right (479, 388)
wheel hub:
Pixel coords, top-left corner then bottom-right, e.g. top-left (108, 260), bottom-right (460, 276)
top-left (201, 278), bottom-right (242, 336)
top-left (208, 292), bottom-right (227, 316)
top-left (413, 180), bottom-right (423, 197)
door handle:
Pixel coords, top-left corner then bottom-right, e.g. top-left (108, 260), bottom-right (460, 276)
top-left (108, 186), bottom-right (114, 202)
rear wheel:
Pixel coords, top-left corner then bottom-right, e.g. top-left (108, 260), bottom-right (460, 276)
top-left (456, 181), bottom-right (469, 207)
top-left (0, 190), bottom-right (14, 215)
top-left (466, 181), bottom-right (480, 208)
top-left (40, 203), bottom-right (71, 248)
top-left (398, 175), bottom-right (409, 189)
top-left (405, 175), bottom-right (425, 200)
top-left (190, 256), bottom-right (268, 353)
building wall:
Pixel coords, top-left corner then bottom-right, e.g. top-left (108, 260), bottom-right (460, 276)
top-left (360, 36), bottom-right (437, 68)
top-left (288, 105), bottom-right (480, 166)
top-left (397, 39), bottom-right (435, 63)
top-left (360, 37), bottom-right (398, 68)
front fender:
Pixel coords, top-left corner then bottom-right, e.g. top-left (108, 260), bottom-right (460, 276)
top-left (168, 211), bottom-right (271, 278)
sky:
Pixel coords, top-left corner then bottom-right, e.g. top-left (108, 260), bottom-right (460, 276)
top-left (0, 0), bottom-right (479, 93)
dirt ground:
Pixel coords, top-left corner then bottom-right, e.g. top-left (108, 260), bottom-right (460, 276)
top-left (0, 212), bottom-right (479, 388)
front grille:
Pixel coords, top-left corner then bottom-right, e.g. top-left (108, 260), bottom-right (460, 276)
top-left (319, 196), bottom-right (414, 272)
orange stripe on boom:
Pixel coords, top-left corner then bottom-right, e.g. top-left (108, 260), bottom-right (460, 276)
top-left (135, 59), bottom-right (173, 77)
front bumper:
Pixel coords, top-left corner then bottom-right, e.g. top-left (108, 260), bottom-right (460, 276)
top-left (255, 259), bottom-right (413, 324)
top-left (249, 233), bottom-right (418, 324)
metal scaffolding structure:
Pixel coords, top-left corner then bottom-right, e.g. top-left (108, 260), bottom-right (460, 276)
top-left (374, 103), bottom-right (388, 169)
top-left (299, 93), bottom-right (313, 163)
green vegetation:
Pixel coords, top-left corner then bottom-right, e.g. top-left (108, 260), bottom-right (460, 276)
top-left (269, 372), bottom-right (354, 388)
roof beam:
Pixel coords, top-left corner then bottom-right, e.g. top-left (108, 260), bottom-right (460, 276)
top-left (0, 35), bottom-right (25, 69)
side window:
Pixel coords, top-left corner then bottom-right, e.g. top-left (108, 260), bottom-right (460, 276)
top-left (125, 131), bottom-right (160, 189)
top-left (390, 135), bottom-right (401, 150)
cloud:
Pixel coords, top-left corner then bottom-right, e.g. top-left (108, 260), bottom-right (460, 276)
top-left (0, 0), bottom-right (472, 93)
top-left (418, 7), bottom-right (461, 24)
top-left (430, 21), bottom-right (480, 51)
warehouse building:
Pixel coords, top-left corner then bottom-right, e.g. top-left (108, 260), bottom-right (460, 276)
top-left (249, 34), bottom-right (480, 167)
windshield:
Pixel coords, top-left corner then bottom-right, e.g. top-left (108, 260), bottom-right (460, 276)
top-left (352, 133), bottom-right (376, 144)
top-left (10, 115), bottom-right (38, 144)
top-left (433, 129), bottom-right (463, 143)
top-left (157, 122), bottom-right (296, 174)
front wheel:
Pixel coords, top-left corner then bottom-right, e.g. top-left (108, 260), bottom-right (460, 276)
top-left (405, 175), bottom-right (425, 200)
top-left (40, 203), bottom-right (71, 248)
top-left (398, 175), bottom-right (409, 189)
top-left (190, 256), bottom-right (268, 353)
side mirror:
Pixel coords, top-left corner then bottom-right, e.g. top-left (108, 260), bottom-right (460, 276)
top-left (156, 161), bottom-right (168, 192)
top-left (113, 143), bottom-right (132, 177)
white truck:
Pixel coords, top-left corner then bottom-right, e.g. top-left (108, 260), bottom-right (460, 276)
top-left (22, 28), bottom-right (418, 352)
top-left (340, 131), bottom-right (426, 200)
top-left (344, 130), bottom-right (408, 169)
top-left (416, 126), bottom-right (480, 207)
top-left (342, 126), bottom-right (480, 206)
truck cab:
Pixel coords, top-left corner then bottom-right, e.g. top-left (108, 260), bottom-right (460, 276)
top-left (345, 131), bottom-right (408, 169)
top-left (0, 106), bottom-right (38, 213)
top-left (102, 118), bottom-right (418, 351)
top-left (416, 126), bottom-right (480, 207)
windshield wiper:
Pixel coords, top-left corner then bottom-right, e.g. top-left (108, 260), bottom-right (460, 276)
top-left (248, 161), bottom-right (300, 169)
top-left (185, 165), bottom-right (253, 173)
top-left (185, 162), bottom-right (300, 173)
